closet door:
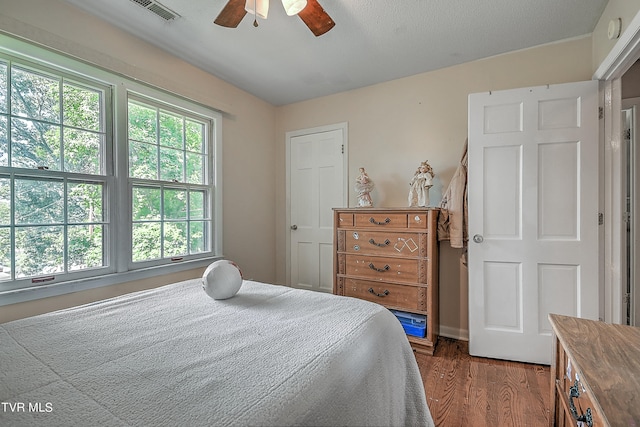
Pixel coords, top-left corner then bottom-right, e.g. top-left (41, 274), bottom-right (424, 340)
top-left (468, 81), bottom-right (599, 364)
top-left (288, 126), bottom-right (346, 293)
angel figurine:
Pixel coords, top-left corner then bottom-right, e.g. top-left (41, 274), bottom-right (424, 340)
top-left (355, 167), bottom-right (374, 207)
top-left (408, 160), bottom-right (435, 207)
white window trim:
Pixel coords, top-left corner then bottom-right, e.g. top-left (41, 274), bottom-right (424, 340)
top-left (0, 35), bottom-right (223, 307)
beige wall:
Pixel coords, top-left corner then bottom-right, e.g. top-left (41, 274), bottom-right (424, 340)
top-left (275, 36), bottom-right (594, 338)
top-left (622, 60), bottom-right (640, 98)
top-left (592, 0), bottom-right (640, 73)
top-left (0, 269), bottom-right (207, 322)
top-left (0, 0), bottom-right (278, 322)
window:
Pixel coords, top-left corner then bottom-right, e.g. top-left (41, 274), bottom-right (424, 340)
top-left (0, 60), bottom-right (109, 285)
top-left (128, 97), bottom-right (212, 264)
top-left (0, 37), bottom-right (221, 300)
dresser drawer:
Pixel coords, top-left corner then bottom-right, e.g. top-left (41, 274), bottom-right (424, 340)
top-left (336, 212), bottom-right (354, 227)
top-left (555, 342), bottom-right (604, 427)
top-left (408, 213), bottom-right (429, 229)
top-left (344, 254), bottom-right (424, 283)
top-left (555, 378), bottom-right (601, 427)
top-left (354, 213), bottom-right (408, 228)
top-left (344, 230), bottom-right (426, 257)
top-left (342, 278), bottom-right (427, 312)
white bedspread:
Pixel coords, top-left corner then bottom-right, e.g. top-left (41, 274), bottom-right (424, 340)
top-left (1, 279), bottom-right (434, 427)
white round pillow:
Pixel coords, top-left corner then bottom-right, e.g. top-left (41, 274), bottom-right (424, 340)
top-left (202, 260), bottom-right (243, 300)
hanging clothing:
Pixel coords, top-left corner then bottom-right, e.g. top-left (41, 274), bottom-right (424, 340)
top-left (438, 139), bottom-right (468, 249)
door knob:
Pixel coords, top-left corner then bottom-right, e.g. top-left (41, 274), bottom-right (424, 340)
top-left (473, 234), bottom-right (484, 243)
top-left (290, 225), bottom-right (298, 230)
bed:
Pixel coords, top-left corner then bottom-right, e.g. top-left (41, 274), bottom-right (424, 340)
top-left (0, 278), bottom-right (434, 426)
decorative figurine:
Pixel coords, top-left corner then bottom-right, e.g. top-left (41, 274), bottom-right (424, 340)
top-left (355, 167), bottom-right (374, 207)
top-left (408, 160), bottom-right (435, 207)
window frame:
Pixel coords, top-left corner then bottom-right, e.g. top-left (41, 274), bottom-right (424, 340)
top-left (125, 92), bottom-right (216, 269)
top-left (0, 55), bottom-right (113, 292)
top-left (0, 35), bottom-right (222, 306)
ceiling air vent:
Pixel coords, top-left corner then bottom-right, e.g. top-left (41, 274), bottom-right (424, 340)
top-left (129, 0), bottom-right (180, 21)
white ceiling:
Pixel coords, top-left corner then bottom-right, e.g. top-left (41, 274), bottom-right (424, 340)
top-left (60, 0), bottom-right (608, 106)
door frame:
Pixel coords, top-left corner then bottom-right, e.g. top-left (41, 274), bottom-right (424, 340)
top-left (621, 99), bottom-right (639, 325)
top-left (595, 10), bottom-right (640, 324)
top-left (284, 122), bottom-right (349, 286)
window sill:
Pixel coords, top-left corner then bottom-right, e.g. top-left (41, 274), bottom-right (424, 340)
top-left (0, 257), bottom-right (221, 307)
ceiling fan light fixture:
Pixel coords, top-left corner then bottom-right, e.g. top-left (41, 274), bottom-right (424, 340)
top-left (245, 0), bottom-right (269, 19)
top-left (281, 0), bottom-right (307, 16)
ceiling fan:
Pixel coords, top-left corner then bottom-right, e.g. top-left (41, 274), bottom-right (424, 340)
top-left (214, 0), bottom-right (335, 37)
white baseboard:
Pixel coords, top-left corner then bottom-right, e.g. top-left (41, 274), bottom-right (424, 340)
top-left (438, 325), bottom-right (469, 341)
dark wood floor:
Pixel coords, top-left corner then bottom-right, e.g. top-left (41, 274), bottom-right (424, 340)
top-left (415, 337), bottom-right (551, 427)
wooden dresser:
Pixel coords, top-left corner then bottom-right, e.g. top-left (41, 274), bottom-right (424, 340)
top-left (549, 314), bottom-right (640, 426)
top-left (333, 207), bottom-right (439, 355)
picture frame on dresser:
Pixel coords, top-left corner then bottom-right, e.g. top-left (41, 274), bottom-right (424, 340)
top-left (333, 207), bottom-right (439, 355)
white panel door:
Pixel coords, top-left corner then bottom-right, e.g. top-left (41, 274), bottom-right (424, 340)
top-left (290, 129), bottom-right (345, 292)
top-left (468, 81), bottom-right (599, 364)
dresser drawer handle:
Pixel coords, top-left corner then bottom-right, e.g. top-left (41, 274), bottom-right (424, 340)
top-left (569, 381), bottom-right (593, 427)
top-left (369, 238), bottom-right (391, 247)
top-left (368, 287), bottom-right (389, 297)
top-left (368, 262), bottom-right (390, 272)
top-left (369, 217), bottom-right (391, 225)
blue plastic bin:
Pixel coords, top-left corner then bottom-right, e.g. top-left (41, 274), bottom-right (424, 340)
top-left (389, 309), bottom-right (427, 338)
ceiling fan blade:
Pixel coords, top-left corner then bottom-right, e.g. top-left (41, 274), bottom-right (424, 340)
top-left (298, 0), bottom-right (335, 37)
top-left (214, 0), bottom-right (247, 28)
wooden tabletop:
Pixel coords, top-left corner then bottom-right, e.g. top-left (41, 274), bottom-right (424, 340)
top-left (549, 314), bottom-right (640, 426)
